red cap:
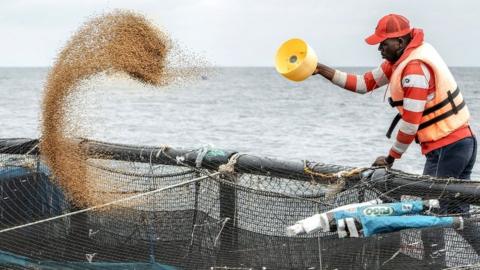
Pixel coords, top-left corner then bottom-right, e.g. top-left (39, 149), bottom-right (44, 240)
top-left (365, 14), bottom-right (411, 45)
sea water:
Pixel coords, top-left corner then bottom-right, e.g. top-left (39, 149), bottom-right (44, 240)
top-left (0, 67), bottom-right (479, 178)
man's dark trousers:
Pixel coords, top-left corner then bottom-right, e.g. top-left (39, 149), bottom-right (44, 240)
top-left (421, 135), bottom-right (477, 266)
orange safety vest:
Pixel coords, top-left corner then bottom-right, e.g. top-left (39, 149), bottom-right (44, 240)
top-left (386, 42), bottom-right (470, 143)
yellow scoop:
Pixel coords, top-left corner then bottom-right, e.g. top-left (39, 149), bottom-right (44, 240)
top-left (275, 38), bottom-right (318, 82)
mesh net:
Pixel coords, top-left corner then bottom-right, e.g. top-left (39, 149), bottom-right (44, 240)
top-left (0, 138), bottom-right (479, 270)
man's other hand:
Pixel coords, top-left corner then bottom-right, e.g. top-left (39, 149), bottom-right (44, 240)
top-left (372, 155), bottom-right (394, 168)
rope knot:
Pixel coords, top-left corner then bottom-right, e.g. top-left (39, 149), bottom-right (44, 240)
top-left (218, 153), bottom-right (241, 175)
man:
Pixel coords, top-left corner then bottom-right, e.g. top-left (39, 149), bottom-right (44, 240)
top-left (312, 14), bottom-right (477, 266)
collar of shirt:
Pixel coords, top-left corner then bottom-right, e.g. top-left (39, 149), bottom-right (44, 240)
top-left (392, 28), bottom-right (425, 69)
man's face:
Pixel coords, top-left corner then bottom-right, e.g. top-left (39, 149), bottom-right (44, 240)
top-left (378, 38), bottom-right (402, 63)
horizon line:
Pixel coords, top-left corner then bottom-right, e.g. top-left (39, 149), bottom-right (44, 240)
top-left (1, 65), bottom-right (480, 68)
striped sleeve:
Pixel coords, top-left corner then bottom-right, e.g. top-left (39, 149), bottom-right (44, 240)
top-left (389, 60), bottom-right (432, 159)
top-left (331, 61), bottom-right (392, 94)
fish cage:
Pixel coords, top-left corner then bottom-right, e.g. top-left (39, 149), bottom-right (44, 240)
top-left (0, 138), bottom-right (479, 270)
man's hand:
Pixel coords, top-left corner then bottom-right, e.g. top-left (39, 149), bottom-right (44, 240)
top-left (311, 63), bottom-right (335, 80)
top-left (372, 155), bottom-right (395, 168)
top-left (312, 64), bottom-right (322, 76)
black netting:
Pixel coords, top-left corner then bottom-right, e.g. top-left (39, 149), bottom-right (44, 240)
top-left (0, 138), bottom-right (479, 270)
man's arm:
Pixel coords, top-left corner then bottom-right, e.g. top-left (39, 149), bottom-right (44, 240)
top-left (389, 60), bottom-right (432, 159)
top-left (312, 63), bottom-right (335, 80)
top-left (313, 61), bottom-right (392, 94)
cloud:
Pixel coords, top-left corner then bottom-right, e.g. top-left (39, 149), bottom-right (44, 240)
top-left (0, 0), bottom-right (479, 66)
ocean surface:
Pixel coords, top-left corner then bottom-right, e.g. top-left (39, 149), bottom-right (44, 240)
top-left (0, 67), bottom-right (479, 178)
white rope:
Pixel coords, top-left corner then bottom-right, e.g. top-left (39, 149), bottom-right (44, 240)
top-left (196, 146), bottom-right (210, 168)
top-left (25, 143), bottom-right (39, 156)
top-left (218, 153), bottom-right (241, 175)
top-left (155, 144), bottom-right (169, 158)
top-left (214, 217), bottom-right (231, 247)
top-left (0, 171), bottom-right (220, 234)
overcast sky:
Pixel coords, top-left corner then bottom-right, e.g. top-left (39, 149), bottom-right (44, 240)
top-left (1, 0), bottom-right (479, 67)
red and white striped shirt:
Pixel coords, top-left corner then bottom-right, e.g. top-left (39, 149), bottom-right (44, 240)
top-left (331, 60), bottom-right (434, 159)
top-left (332, 61), bottom-right (393, 94)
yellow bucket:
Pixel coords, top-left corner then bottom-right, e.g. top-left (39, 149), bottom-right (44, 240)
top-left (275, 38), bottom-right (318, 82)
